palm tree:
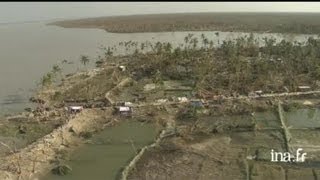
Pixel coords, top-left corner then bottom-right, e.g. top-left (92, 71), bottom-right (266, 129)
top-left (191, 37), bottom-right (199, 49)
top-left (203, 38), bottom-right (209, 49)
top-left (164, 42), bottom-right (172, 53)
top-left (105, 47), bottom-right (113, 57)
top-left (61, 59), bottom-right (68, 64)
top-left (153, 70), bottom-right (163, 85)
top-left (52, 64), bottom-right (61, 74)
top-left (80, 55), bottom-right (90, 68)
top-left (140, 43), bottom-right (145, 51)
top-left (184, 36), bottom-right (189, 44)
top-left (209, 40), bottom-right (214, 49)
top-left (52, 64), bottom-right (63, 81)
top-left (215, 32), bottom-right (220, 45)
top-left (40, 72), bottom-right (54, 87)
top-left (201, 33), bottom-right (205, 40)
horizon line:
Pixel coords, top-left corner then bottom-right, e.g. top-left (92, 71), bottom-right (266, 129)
top-left (3, 11), bottom-right (320, 24)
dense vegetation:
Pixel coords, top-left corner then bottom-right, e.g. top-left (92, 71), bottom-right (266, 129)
top-left (41, 33), bottom-right (320, 98)
top-left (51, 13), bottom-right (320, 34)
top-left (104, 34), bottom-right (320, 96)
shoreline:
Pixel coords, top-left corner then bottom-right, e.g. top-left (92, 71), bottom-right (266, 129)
top-left (47, 23), bottom-right (320, 37)
top-left (48, 12), bottom-right (320, 34)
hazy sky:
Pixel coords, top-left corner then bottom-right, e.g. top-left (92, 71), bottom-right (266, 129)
top-left (1, 2), bottom-right (320, 23)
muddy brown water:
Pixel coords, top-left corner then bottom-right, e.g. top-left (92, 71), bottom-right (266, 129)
top-left (43, 120), bottom-right (157, 180)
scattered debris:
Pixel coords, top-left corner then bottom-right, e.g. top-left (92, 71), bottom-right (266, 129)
top-left (7, 115), bottom-right (29, 122)
top-left (249, 90), bottom-right (263, 98)
top-left (119, 65), bottom-right (126, 71)
top-left (66, 106), bottom-right (83, 113)
top-left (178, 97), bottom-right (189, 103)
top-left (255, 90), bottom-right (263, 96)
top-left (24, 108), bottom-right (32, 112)
top-left (156, 99), bottom-right (168, 104)
top-left (79, 131), bottom-right (93, 139)
top-left (298, 86), bottom-right (311, 91)
top-left (246, 155), bottom-right (257, 160)
top-left (303, 100), bottom-right (313, 105)
top-left (124, 102), bottom-right (133, 107)
top-left (144, 83), bottom-right (156, 91)
top-left (190, 99), bottom-right (204, 108)
top-left (51, 164), bottom-right (72, 176)
top-left (29, 97), bottom-right (45, 104)
top-left (18, 125), bottom-right (27, 134)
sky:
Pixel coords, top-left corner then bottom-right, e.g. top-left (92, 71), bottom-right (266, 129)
top-left (1, 2), bottom-right (320, 23)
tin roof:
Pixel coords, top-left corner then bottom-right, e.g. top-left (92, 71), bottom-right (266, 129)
top-left (69, 106), bottom-right (83, 110)
top-left (298, 86), bottom-right (311, 89)
top-left (119, 106), bottom-right (131, 112)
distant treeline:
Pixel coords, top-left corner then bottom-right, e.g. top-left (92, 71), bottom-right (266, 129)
top-left (50, 12), bottom-right (320, 34)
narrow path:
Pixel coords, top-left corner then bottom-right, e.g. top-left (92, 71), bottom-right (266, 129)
top-left (277, 101), bottom-right (293, 153)
top-left (120, 115), bottom-right (176, 180)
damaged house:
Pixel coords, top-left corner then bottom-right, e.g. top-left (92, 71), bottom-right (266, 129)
top-left (113, 106), bottom-right (133, 117)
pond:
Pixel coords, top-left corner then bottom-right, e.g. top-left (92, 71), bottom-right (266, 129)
top-left (44, 120), bottom-right (157, 180)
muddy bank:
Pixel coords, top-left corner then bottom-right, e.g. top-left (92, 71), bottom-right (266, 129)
top-left (0, 108), bottom-right (113, 180)
top-left (0, 105), bottom-right (71, 157)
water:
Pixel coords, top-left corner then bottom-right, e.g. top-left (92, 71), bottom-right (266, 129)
top-left (0, 22), bottom-right (108, 116)
top-left (285, 108), bottom-right (320, 128)
top-left (254, 111), bottom-right (281, 129)
top-left (0, 22), bottom-right (318, 117)
top-left (44, 120), bottom-right (157, 180)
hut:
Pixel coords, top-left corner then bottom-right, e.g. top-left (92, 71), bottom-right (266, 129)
top-left (255, 90), bottom-right (263, 96)
top-left (118, 106), bottom-right (133, 116)
top-left (298, 86), bottom-right (311, 92)
top-left (178, 97), bottom-right (189, 103)
top-left (119, 65), bottom-right (126, 72)
top-left (66, 106), bottom-right (83, 113)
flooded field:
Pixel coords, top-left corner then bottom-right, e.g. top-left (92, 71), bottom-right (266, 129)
top-left (285, 108), bottom-right (320, 128)
top-left (0, 22), bottom-right (319, 116)
top-left (127, 105), bottom-right (320, 180)
top-left (44, 120), bottom-right (157, 180)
